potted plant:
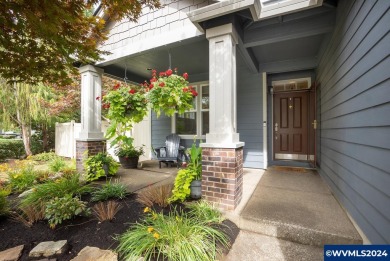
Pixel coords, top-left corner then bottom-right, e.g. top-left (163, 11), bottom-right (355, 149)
top-left (115, 142), bottom-right (144, 169)
top-left (84, 152), bottom-right (119, 181)
top-left (169, 140), bottom-right (202, 202)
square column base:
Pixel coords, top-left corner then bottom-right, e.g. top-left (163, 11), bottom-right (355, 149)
top-left (201, 146), bottom-right (244, 211)
top-left (76, 139), bottom-right (106, 173)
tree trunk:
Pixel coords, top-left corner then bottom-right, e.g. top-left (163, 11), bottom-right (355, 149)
top-left (42, 124), bottom-right (48, 152)
top-left (21, 123), bottom-right (32, 156)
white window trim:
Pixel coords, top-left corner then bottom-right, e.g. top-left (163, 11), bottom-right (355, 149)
top-left (171, 81), bottom-right (209, 139)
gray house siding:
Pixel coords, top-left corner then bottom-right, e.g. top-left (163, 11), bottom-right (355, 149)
top-left (316, 0), bottom-right (390, 244)
top-left (237, 56), bottom-right (264, 169)
top-left (151, 112), bottom-right (171, 156)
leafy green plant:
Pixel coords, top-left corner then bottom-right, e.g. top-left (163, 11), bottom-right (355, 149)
top-left (21, 174), bottom-right (92, 207)
top-left (28, 152), bottom-right (60, 162)
top-left (8, 164), bottom-right (37, 193)
top-left (117, 207), bottom-right (229, 261)
top-left (0, 138), bottom-right (25, 160)
top-left (136, 184), bottom-right (172, 207)
top-left (84, 152), bottom-right (119, 181)
top-left (0, 189), bottom-right (10, 216)
top-left (186, 140), bottom-right (202, 180)
top-left (169, 169), bottom-right (195, 203)
top-left (91, 180), bottom-right (127, 202)
top-left (116, 144), bottom-right (144, 158)
top-left (45, 194), bottom-right (90, 228)
top-left (93, 201), bottom-right (123, 222)
top-left (187, 201), bottom-right (225, 224)
top-left (48, 157), bottom-right (67, 172)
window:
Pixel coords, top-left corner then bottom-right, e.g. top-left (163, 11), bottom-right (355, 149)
top-left (172, 82), bottom-right (209, 138)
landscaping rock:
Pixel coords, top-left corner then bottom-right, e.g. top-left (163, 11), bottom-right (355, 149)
top-left (0, 245), bottom-right (24, 261)
top-left (70, 246), bottom-right (117, 261)
top-left (29, 240), bottom-right (68, 258)
top-left (17, 188), bottom-right (34, 198)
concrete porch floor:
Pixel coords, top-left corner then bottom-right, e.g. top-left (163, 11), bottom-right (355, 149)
top-left (224, 166), bottom-right (363, 261)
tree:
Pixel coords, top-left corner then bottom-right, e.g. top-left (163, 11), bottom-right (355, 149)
top-left (0, 0), bottom-right (160, 85)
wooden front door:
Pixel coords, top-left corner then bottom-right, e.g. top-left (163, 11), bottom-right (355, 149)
top-left (273, 91), bottom-right (309, 160)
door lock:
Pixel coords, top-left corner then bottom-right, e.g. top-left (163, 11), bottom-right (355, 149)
top-left (312, 120), bottom-right (317, 130)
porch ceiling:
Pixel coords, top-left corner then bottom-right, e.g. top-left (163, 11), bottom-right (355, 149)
top-left (102, 37), bottom-right (209, 84)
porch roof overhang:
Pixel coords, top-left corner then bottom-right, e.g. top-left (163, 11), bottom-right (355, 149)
top-left (187, 0), bottom-right (324, 32)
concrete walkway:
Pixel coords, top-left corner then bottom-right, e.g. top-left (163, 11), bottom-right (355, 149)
top-left (223, 166), bottom-right (362, 261)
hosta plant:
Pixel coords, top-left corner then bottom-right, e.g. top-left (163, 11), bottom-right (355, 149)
top-left (84, 152), bottom-right (119, 181)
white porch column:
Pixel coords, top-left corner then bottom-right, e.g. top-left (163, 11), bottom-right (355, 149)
top-left (76, 65), bottom-right (106, 173)
top-left (204, 23), bottom-right (244, 148)
top-left (78, 65), bottom-right (104, 140)
top-left (201, 24), bottom-right (244, 211)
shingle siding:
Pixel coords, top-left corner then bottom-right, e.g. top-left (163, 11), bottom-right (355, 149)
top-left (316, 0), bottom-right (390, 244)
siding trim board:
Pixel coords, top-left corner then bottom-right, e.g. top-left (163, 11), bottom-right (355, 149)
top-left (316, 0), bottom-right (390, 244)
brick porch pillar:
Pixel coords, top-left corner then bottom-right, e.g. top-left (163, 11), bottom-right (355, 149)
top-left (76, 65), bottom-right (106, 173)
top-left (201, 23), bottom-right (244, 211)
top-left (202, 147), bottom-right (243, 211)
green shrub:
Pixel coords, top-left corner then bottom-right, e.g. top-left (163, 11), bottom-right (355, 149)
top-left (117, 208), bottom-right (229, 261)
top-left (21, 174), bottom-right (92, 207)
top-left (0, 138), bottom-right (25, 161)
top-left (29, 152), bottom-right (60, 162)
top-left (84, 152), bottom-right (119, 181)
top-left (45, 194), bottom-right (90, 228)
top-left (0, 190), bottom-right (10, 216)
top-left (8, 164), bottom-right (37, 193)
top-left (91, 180), bottom-right (127, 202)
top-left (48, 157), bottom-right (67, 172)
top-left (169, 168), bottom-right (195, 202)
top-left (187, 200), bottom-right (225, 224)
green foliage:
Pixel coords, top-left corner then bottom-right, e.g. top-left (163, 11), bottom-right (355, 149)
top-left (45, 194), bottom-right (90, 228)
top-left (116, 145), bottom-right (144, 158)
top-left (21, 174), bottom-right (92, 207)
top-left (0, 190), bottom-right (10, 216)
top-left (84, 153), bottom-right (119, 181)
top-left (169, 169), bottom-right (196, 203)
top-left (187, 201), bottom-right (225, 224)
top-left (147, 69), bottom-right (198, 117)
top-left (169, 140), bottom-right (202, 202)
top-left (48, 157), bottom-right (67, 172)
top-left (0, 0), bottom-right (161, 85)
top-left (0, 138), bottom-right (25, 160)
top-left (187, 140), bottom-right (202, 180)
top-left (91, 180), bottom-right (127, 202)
top-left (29, 152), bottom-right (60, 162)
top-left (117, 207), bottom-right (229, 261)
top-left (8, 164), bottom-right (37, 193)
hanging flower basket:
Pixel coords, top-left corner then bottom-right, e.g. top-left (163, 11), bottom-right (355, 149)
top-left (146, 68), bottom-right (198, 117)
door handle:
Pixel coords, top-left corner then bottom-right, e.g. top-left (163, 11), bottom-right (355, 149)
top-left (312, 120), bottom-right (317, 130)
top-left (275, 123), bottom-right (278, 132)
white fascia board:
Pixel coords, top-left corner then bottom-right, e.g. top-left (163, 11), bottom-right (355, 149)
top-left (188, 0), bottom-right (255, 32)
top-left (188, 0), bottom-right (323, 30)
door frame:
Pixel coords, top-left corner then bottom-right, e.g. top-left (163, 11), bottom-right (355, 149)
top-left (266, 77), bottom-right (316, 168)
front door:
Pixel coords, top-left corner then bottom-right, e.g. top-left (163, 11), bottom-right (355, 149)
top-left (273, 91), bottom-right (309, 160)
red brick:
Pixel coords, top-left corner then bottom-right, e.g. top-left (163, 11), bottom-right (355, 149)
top-left (208, 177), bottom-right (221, 182)
top-left (215, 183), bottom-right (228, 189)
top-left (208, 156), bottom-right (221, 162)
top-left (207, 166), bottom-right (221, 172)
top-left (214, 193), bottom-right (228, 199)
top-left (207, 187), bottom-right (220, 193)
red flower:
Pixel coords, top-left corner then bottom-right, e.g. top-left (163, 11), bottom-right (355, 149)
top-left (191, 90), bottom-right (198, 97)
top-left (182, 87), bottom-right (188, 92)
top-left (96, 96), bottom-right (100, 101)
top-left (159, 82), bottom-right (165, 87)
top-left (152, 69), bottom-right (157, 74)
top-left (150, 78), bottom-right (157, 83)
top-left (159, 72), bottom-right (166, 77)
top-left (102, 103), bottom-right (110, 109)
top-left (149, 84), bottom-right (154, 89)
top-left (166, 69), bottom-right (173, 76)
top-left (183, 72), bottom-right (188, 80)
top-left (113, 83), bottom-right (120, 90)
top-left (129, 89), bottom-right (136, 94)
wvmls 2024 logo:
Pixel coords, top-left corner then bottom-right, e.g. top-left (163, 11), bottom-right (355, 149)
top-left (325, 245), bottom-right (390, 260)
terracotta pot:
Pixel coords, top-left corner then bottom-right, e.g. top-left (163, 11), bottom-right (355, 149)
top-left (118, 156), bottom-right (139, 169)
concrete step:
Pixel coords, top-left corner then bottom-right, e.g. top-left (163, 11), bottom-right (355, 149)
top-left (238, 168), bottom-right (363, 247)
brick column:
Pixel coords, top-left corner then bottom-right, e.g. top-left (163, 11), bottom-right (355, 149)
top-left (76, 140), bottom-right (106, 173)
top-left (202, 147), bottom-right (243, 211)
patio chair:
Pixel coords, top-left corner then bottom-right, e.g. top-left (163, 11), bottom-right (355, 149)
top-left (154, 134), bottom-right (186, 168)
